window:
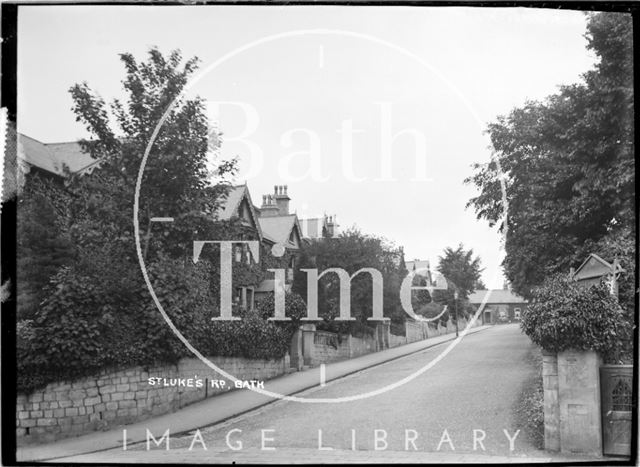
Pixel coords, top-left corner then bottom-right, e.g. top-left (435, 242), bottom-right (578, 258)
top-left (246, 287), bottom-right (254, 311)
top-left (287, 257), bottom-right (295, 281)
top-left (514, 308), bottom-right (521, 319)
top-left (612, 379), bottom-right (632, 411)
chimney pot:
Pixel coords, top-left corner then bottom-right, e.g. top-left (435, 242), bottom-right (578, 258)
top-left (284, 185), bottom-right (288, 195)
top-left (274, 185), bottom-right (278, 195)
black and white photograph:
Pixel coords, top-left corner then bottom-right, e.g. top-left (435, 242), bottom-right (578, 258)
top-left (1, 1), bottom-right (637, 464)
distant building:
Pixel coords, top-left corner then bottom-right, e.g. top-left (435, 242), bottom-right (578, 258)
top-left (17, 134), bottom-right (99, 182)
top-left (404, 259), bottom-right (433, 284)
top-left (468, 288), bottom-right (528, 324)
top-left (213, 184), bottom-right (305, 308)
top-left (299, 214), bottom-right (338, 240)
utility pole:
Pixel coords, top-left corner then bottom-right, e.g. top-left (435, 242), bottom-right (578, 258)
top-left (454, 289), bottom-right (459, 337)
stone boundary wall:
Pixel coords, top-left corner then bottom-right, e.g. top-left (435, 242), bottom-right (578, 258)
top-left (348, 333), bottom-right (377, 358)
top-left (314, 332), bottom-right (377, 364)
top-left (389, 318), bottom-right (479, 348)
top-left (16, 355), bottom-right (289, 446)
top-left (317, 318), bottom-right (481, 361)
top-left (313, 331), bottom-right (351, 363)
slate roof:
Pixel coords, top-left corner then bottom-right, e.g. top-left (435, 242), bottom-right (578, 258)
top-left (468, 289), bottom-right (528, 305)
top-left (18, 134), bottom-right (97, 175)
top-left (217, 185), bottom-right (246, 220)
top-left (215, 184), bottom-right (263, 240)
top-left (258, 215), bottom-right (301, 247)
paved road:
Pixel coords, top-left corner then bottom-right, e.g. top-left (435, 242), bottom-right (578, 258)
top-left (58, 324), bottom-right (550, 463)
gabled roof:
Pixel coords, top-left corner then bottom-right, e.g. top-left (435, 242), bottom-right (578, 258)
top-left (573, 253), bottom-right (625, 281)
top-left (468, 289), bottom-right (528, 305)
top-left (216, 184), bottom-right (263, 240)
top-left (18, 134), bottom-right (97, 176)
top-left (405, 260), bottom-right (431, 273)
top-left (258, 215), bottom-right (302, 248)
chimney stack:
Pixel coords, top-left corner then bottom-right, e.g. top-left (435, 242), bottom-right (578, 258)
top-left (273, 185), bottom-right (290, 216)
top-left (325, 213), bottom-right (338, 238)
top-left (260, 193), bottom-right (280, 217)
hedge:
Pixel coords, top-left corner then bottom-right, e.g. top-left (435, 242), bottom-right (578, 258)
top-left (520, 273), bottom-right (630, 360)
top-left (17, 256), bottom-right (295, 394)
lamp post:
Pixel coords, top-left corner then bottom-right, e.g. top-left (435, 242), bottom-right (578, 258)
top-left (453, 289), bottom-right (459, 337)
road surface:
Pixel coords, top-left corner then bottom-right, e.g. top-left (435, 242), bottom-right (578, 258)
top-left (57, 324), bottom-right (549, 463)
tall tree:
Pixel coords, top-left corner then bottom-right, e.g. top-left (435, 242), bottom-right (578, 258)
top-left (465, 12), bottom-right (634, 301)
top-left (434, 244), bottom-right (483, 322)
top-left (436, 244), bottom-right (483, 300)
top-left (19, 48), bottom-right (240, 391)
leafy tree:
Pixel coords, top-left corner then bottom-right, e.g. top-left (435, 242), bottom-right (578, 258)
top-left (435, 244), bottom-right (483, 322)
top-left (436, 244), bottom-right (483, 299)
top-left (292, 228), bottom-right (408, 331)
top-left (465, 12), bottom-right (634, 302)
top-left (18, 48), bottom-right (294, 393)
top-left (67, 47), bottom-right (236, 262)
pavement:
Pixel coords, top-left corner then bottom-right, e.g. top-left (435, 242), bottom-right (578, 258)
top-left (55, 447), bottom-right (600, 464)
top-left (17, 324), bottom-right (491, 462)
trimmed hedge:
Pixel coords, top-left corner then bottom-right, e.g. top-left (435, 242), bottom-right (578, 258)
top-left (520, 273), bottom-right (630, 359)
top-left (17, 256), bottom-right (294, 394)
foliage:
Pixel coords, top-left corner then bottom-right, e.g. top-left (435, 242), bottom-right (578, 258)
top-left (16, 47), bottom-right (295, 394)
top-left (514, 349), bottom-right (544, 450)
top-left (292, 228), bottom-right (407, 329)
top-left (464, 12), bottom-right (634, 300)
top-left (436, 244), bottom-right (483, 300)
top-left (520, 274), bottom-right (629, 360)
top-left (207, 310), bottom-right (291, 360)
top-left (416, 301), bottom-right (449, 326)
top-left (17, 185), bottom-right (74, 320)
top-left (434, 244), bottom-right (483, 323)
top-left (17, 253), bottom-right (293, 393)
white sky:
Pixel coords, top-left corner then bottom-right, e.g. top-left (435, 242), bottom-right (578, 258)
top-left (17, 6), bottom-right (598, 288)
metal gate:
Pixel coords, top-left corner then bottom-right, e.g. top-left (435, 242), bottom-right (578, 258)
top-left (600, 365), bottom-right (633, 456)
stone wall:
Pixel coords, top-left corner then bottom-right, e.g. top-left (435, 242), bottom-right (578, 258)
top-left (313, 331), bottom-right (351, 363)
top-left (16, 355), bottom-right (290, 446)
top-left (314, 317), bottom-right (482, 363)
top-left (349, 333), bottom-right (377, 358)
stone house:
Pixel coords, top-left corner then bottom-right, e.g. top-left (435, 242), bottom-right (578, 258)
top-left (468, 288), bottom-right (528, 324)
top-left (215, 184), bottom-right (306, 309)
top-left (15, 133), bottom-right (323, 314)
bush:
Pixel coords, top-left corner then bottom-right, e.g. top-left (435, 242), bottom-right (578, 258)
top-left (521, 273), bottom-right (630, 359)
top-left (17, 256), bottom-right (295, 394)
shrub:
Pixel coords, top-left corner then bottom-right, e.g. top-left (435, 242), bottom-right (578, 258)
top-left (17, 257), bottom-right (295, 394)
top-left (521, 273), bottom-right (630, 359)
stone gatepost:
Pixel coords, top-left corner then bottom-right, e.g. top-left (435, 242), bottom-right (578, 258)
top-left (301, 323), bottom-right (316, 367)
top-left (557, 349), bottom-right (603, 456)
top-left (289, 328), bottom-right (303, 371)
top-left (542, 350), bottom-right (560, 451)
top-left (374, 321), bottom-right (390, 351)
